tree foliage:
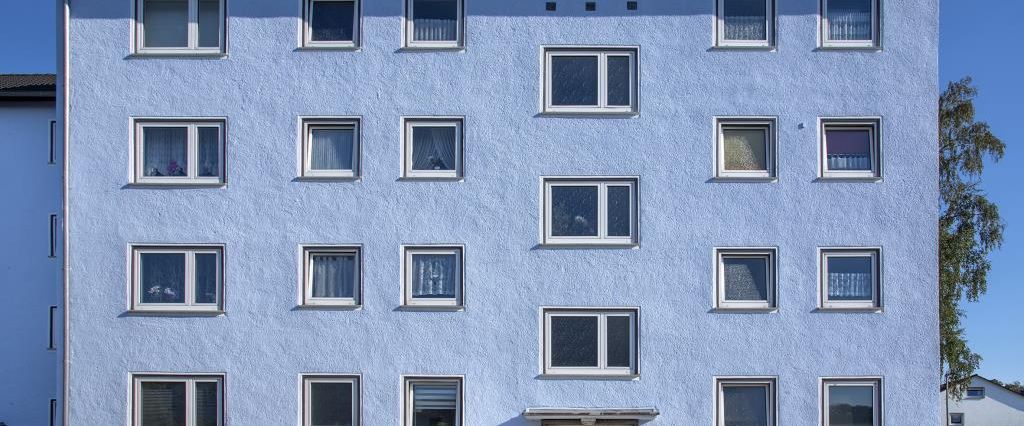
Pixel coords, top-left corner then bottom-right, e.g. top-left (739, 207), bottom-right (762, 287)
top-left (939, 77), bottom-right (1005, 399)
top-left (990, 379), bottom-right (1024, 396)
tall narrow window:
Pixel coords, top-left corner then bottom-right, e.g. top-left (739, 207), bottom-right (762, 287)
top-left (544, 48), bottom-right (638, 114)
top-left (403, 376), bottom-right (463, 426)
top-left (49, 120), bottom-right (57, 164)
top-left (542, 178), bottom-right (638, 246)
top-left (543, 309), bottom-right (638, 376)
top-left (402, 246), bottom-right (463, 308)
top-left (820, 248), bottom-right (881, 310)
top-left (716, 249), bottom-right (777, 310)
top-left (822, 378), bottom-right (882, 426)
top-left (133, 375), bottom-right (223, 426)
top-left (134, 120), bottom-right (225, 184)
top-left (50, 398), bottom-right (58, 426)
top-left (716, 377), bottom-right (777, 426)
top-left (136, 0), bottom-right (225, 54)
top-left (303, 246), bottom-right (361, 306)
top-left (303, 375), bottom-right (360, 426)
top-left (304, 0), bottom-right (360, 48)
top-left (49, 214), bottom-right (58, 258)
top-left (301, 119), bottom-right (360, 178)
top-left (402, 118), bottom-right (463, 179)
top-left (48, 305), bottom-right (58, 350)
top-left (820, 119), bottom-right (881, 179)
top-left (131, 246), bottom-right (224, 312)
top-left (717, 0), bottom-right (774, 47)
top-left (405, 0), bottom-right (464, 48)
top-left (716, 118), bottom-right (776, 179)
top-left (821, 0), bottom-right (879, 48)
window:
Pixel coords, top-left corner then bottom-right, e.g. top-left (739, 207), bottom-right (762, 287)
top-left (301, 119), bottom-right (360, 178)
top-left (821, 0), bottom-right (879, 48)
top-left (402, 246), bottom-right (463, 308)
top-left (949, 413), bottom-right (964, 425)
top-left (716, 118), bottom-right (776, 179)
top-left (820, 248), bottom-right (880, 310)
top-left (965, 387), bottom-right (985, 398)
top-left (403, 376), bottom-right (463, 426)
top-left (303, 246), bottom-right (361, 306)
top-left (132, 375), bottom-right (223, 426)
top-left (402, 118), bottom-right (463, 179)
top-left (820, 119), bottom-right (880, 179)
top-left (303, 375), bottom-right (360, 426)
top-left (716, 377), bottom-right (776, 426)
top-left (716, 0), bottom-right (774, 47)
top-left (49, 214), bottom-right (58, 258)
top-left (49, 120), bottom-right (57, 164)
top-left (134, 120), bottom-right (225, 184)
top-left (135, 0), bottom-right (225, 54)
top-left (131, 246), bottom-right (223, 312)
top-left (542, 178), bottom-right (638, 246)
top-left (50, 398), bottom-right (57, 426)
top-left (542, 309), bottom-right (638, 376)
top-left (304, 0), bottom-right (360, 47)
top-left (822, 378), bottom-right (882, 426)
top-left (48, 305), bottom-right (57, 350)
top-left (405, 0), bottom-right (464, 48)
top-left (716, 249), bottom-right (776, 310)
top-left (543, 48), bottom-right (638, 114)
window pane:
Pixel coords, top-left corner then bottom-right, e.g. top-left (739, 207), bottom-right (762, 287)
top-left (550, 56), bottom-right (599, 106)
top-left (140, 253), bottom-right (186, 304)
top-left (194, 253), bottom-right (219, 304)
top-left (311, 254), bottom-right (357, 299)
top-left (411, 126), bottom-right (457, 171)
top-left (412, 383), bottom-right (457, 426)
top-left (828, 385), bottom-right (875, 426)
top-left (550, 186), bottom-right (599, 237)
top-left (410, 253), bottom-right (457, 299)
top-left (723, 128), bottom-right (768, 171)
top-left (143, 127), bottom-right (188, 177)
top-left (412, 0), bottom-right (458, 42)
top-left (607, 186), bottom-right (631, 237)
top-left (723, 385), bottom-right (769, 426)
top-left (311, 128), bottom-right (356, 171)
top-left (198, 0), bottom-right (221, 48)
top-left (606, 56), bottom-right (631, 106)
top-left (827, 256), bottom-right (874, 301)
top-left (143, 0), bottom-right (188, 48)
top-left (197, 127), bottom-right (220, 177)
top-left (723, 0), bottom-right (768, 41)
top-left (827, 0), bottom-right (873, 41)
top-left (723, 256), bottom-right (769, 301)
top-left (606, 316), bottom-right (632, 368)
top-left (195, 381), bottom-right (219, 426)
top-left (311, 0), bottom-right (356, 42)
top-left (310, 382), bottom-right (354, 426)
top-left (950, 413), bottom-right (964, 424)
top-left (550, 316), bottom-right (599, 367)
top-left (825, 128), bottom-right (873, 171)
top-left (141, 381), bottom-right (186, 426)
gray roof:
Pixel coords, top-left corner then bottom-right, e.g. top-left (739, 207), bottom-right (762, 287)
top-left (0, 74), bottom-right (57, 99)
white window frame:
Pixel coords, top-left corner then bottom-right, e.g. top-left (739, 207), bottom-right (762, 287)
top-left (403, 0), bottom-right (465, 49)
top-left (401, 117), bottom-right (464, 180)
top-left (133, 119), bottom-right (226, 185)
top-left (302, 246), bottom-right (362, 307)
top-left (821, 377), bottom-right (883, 426)
top-left (130, 245), bottom-right (224, 312)
top-left (715, 248), bottom-right (777, 310)
top-left (715, 0), bottom-right (775, 48)
top-left (402, 375), bottom-right (464, 426)
top-left (948, 413), bottom-right (964, 425)
top-left (820, 0), bottom-right (880, 48)
top-left (132, 374), bottom-right (224, 426)
top-left (542, 178), bottom-right (638, 246)
top-left (819, 248), bottom-right (881, 310)
top-left (542, 308), bottom-right (639, 377)
top-left (543, 48), bottom-right (639, 114)
top-left (401, 245), bottom-right (464, 308)
top-left (965, 387), bottom-right (985, 398)
top-left (302, 375), bottom-right (360, 426)
top-left (715, 118), bottom-right (777, 179)
top-left (134, 0), bottom-right (226, 55)
top-left (715, 377), bottom-right (777, 426)
top-left (819, 119), bottom-right (881, 179)
top-left (301, 118), bottom-right (360, 179)
top-left (302, 0), bottom-right (361, 48)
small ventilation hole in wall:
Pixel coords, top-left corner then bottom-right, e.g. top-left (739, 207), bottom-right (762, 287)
top-left (585, 2), bottom-right (596, 11)
top-left (627, 1), bottom-right (638, 10)
top-left (546, 2), bottom-right (557, 11)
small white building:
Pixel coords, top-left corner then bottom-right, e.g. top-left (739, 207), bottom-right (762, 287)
top-left (943, 375), bottom-right (1024, 426)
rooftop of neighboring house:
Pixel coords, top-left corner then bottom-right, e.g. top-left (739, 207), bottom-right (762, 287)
top-left (0, 74), bottom-right (56, 100)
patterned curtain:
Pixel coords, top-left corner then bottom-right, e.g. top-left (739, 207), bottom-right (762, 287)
top-left (411, 127), bottom-right (457, 171)
top-left (411, 254), bottom-right (456, 298)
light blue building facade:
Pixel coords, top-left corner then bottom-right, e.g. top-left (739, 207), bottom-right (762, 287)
top-left (62, 0), bottom-right (940, 425)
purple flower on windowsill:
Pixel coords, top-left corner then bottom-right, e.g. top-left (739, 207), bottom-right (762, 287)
top-left (167, 160), bottom-right (185, 176)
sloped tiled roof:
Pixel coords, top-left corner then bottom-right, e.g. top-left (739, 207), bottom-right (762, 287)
top-left (0, 74), bottom-right (57, 98)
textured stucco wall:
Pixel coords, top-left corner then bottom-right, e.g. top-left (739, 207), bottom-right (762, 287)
top-left (943, 377), bottom-right (1024, 426)
top-left (67, 0), bottom-right (940, 424)
top-left (0, 101), bottom-right (60, 425)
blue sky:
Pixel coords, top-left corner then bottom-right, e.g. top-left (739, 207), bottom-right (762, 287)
top-left (2, 2), bottom-right (1020, 382)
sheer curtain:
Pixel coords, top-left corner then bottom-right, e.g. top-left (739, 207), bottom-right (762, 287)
top-left (312, 254), bottom-right (356, 298)
top-left (723, 0), bottom-right (767, 40)
top-left (828, 0), bottom-right (873, 40)
top-left (411, 127), bottom-right (456, 171)
top-left (197, 127), bottom-right (220, 177)
top-left (828, 257), bottom-right (873, 300)
top-left (140, 253), bottom-right (186, 304)
top-left (412, 0), bottom-right (458, 41)
top-left (143, 0), bottom-right (188, 48)
top-left (143, 127), bottom-right (188, 177)
top-left (411, 254), bottom-right (456, 298)
top-left (723, 129), bottom-right (768, 171)
top-left (311, 128), bottom-right (355, 171)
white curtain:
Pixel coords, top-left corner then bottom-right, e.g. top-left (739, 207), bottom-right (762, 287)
top-left (312, 254), bottom-right (356, 298)
top-left (412, 0), bottom-right (458, 41)
top-left (197, 127), bottom-right (220, 177)
top-left (723, 0), bottom-right (767, 40)
top-left (827, 154), bottom-right (871, 171)
top-left (828, 271), bottom-right (873, 299)
top-left (411, 254), bottom-right (456, 298)
top-left (311, 129), bottom-right (355, 171)
top-left (828, 0), bottom-right (873, 40)
top-left (411, 127), bottom-right (456, 171)
top-left (143, 127), bottom-right (188, 177)
top-left (194, 253), bottom-right (218, 304)
top-left (412, 384), bottom-right (458, 411)
top-left (144, 0), bottom-right (188, 48)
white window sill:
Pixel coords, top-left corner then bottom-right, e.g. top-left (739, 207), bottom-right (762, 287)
top-left (816, 176), bottom-right (883, 183)
top-left (126, 309), bottom-right (225, 317)
top-left (540, 240), bottom-right (639, 249)
top-left (538, 110), bottom-right (639, 118)
top-left (127, 181), bottom-right (227, 188)
top-left (296, 304), bottom-right (362, 311)
top-left (297, 43), bottom-right (360, 51)
top-left (817, 44), bottom-right (882, 52)
top-left (536, 373), bottom-right (640, 381)
top-left (295, 175), bottom-right (361, 182)
top-left (712, 307), bottom-right (778, 313)
top-left (399, 175), bottom-right (464, 182)
top-left (128, 52), bottom-right (228, 59)
top-left (712, 175), bottom-right (778, 183)
top-left (711, 44), bottom-right (776, 51)
top-left (397, 305), bottom-right (465, 312)
top-left (816, 306), bottom-right (883, 313)
top-left (399, 45), bottom-right (465, 52)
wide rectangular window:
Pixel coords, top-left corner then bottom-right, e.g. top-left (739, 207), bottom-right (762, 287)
top-left (136, 0), bottom-right (225, 54)
top-left (304, 0), bottom-right (360, 47)
top-left (716, 118), bottom-right (776, 179)
top-left (965, 387), bottom-right (985, 398)
top-left (544, 48), bottom-right (638, 114)
top-left (822, 378), bottom-right (882, 426)
top-left (821, 0), bottom-right (880, 48)
top-left (402, 118), bottom-right (463, 179)
top-left (716, 0), bottom-right (774, 47)
top-left (402, 246), bottom-right (463, 308)
top-left (302, 119), bottom-right (360, 178)
top-left (131, 246), bottom-right (223, 312)
top-left (543, 309), bottom-right (638, 376)
top-left (405, 0), bottom-right (464, 48)
top-left (132, 374), bottom-right (223, 426)
top-left (303, 246), bottom-right (361, 306)
top-left (403, 376), bottom-right (463, 426)
top-left (820, 119), bottom-right (880, 179)
top-left (716, 377), bottom-right (776, 426)
top-left (134, 120), bottom-right (225, 184)
top-left (303, 375), bottom-right (360, 426)
top-left (542, 178), bottom-right (638, 246)
top-left (820, 248), bottom-right (881, 310)
top-left (716, 249), bottom-right (776, 310)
